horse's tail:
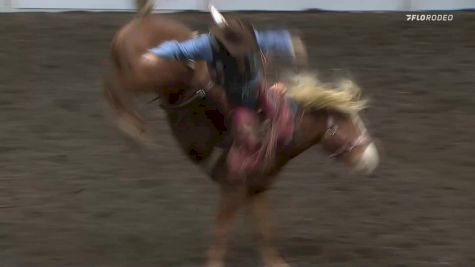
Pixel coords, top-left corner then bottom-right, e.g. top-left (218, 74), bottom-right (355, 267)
top-left (135, 0), bottom-right (154, 17)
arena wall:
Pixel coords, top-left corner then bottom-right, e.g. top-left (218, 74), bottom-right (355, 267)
top-left (0, 0), bottom-right (474, 12)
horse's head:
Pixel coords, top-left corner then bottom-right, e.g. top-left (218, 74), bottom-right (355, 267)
top-left (318, 111), bottom-right (378, 174)
top-left (287, 74), bottom-right (379, 174)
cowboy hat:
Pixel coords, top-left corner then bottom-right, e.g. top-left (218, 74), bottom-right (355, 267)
top-left (209, 6), bottom-right (257, 56)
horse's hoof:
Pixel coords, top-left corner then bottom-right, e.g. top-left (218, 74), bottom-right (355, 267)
top-left (264, 263), bottom-right (291, 267)
top-left (116, 116), bottom-right (157, 148)
top-left (203, 262), bottom-right (224, 267)
top-left (263, 255), bottom-right (291, 267)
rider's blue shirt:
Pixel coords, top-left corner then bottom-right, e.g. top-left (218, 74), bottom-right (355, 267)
top-left (149, 30), bottom-right (294, 109)
top-left (149, 30), bottom-right (295, 62)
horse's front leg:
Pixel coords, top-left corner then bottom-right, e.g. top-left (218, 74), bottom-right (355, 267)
top-left (205, 185), bottom-right (246, 267)
top-left (250, 191), bottom-right (290, 267)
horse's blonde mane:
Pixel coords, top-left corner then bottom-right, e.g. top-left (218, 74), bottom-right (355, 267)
top-left (286, 73), bottom-right (367, 115)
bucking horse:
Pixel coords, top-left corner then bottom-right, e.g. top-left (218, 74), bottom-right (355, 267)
top-left (103, 1), bottom-right (380, 266)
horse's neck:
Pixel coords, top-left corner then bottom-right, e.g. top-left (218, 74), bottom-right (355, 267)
top-left (288, 110), bottom-right (328, 157)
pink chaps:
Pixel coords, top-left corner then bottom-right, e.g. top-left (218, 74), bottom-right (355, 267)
top-left (226, 84), bottom-right (294, 177)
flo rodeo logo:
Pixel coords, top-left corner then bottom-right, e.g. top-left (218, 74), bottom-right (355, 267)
top-left (406, 14), bottom-right (454, 22)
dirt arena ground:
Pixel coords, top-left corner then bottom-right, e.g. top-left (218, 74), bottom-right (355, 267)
top-left (1, 11), bottom-right (475, 267)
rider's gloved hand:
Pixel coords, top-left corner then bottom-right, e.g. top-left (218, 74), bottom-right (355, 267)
top-left (271, 82), bottom-right (288, 96)
top-left (140, 52), bottom-right (160, 67)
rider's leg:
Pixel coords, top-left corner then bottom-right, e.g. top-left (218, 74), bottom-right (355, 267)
top-left (226, 107), bottom-right (260, 176)
top-left (231, 107), bottom-right (260, 152)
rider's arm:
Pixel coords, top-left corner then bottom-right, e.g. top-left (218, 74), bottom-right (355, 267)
top-left (255, 30), bottom-right (295, 58)
top-left (148, 34), bottom-right (214, 62)
top-left (255, 30), bottom-right (307, 66)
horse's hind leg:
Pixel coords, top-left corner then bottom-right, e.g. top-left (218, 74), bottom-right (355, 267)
top-left (250, 191), bottom-right (290, 267)
top-left (103, 74), bottom-right (153, 145)
top-left (205, 185), bottom-right (246, 267)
